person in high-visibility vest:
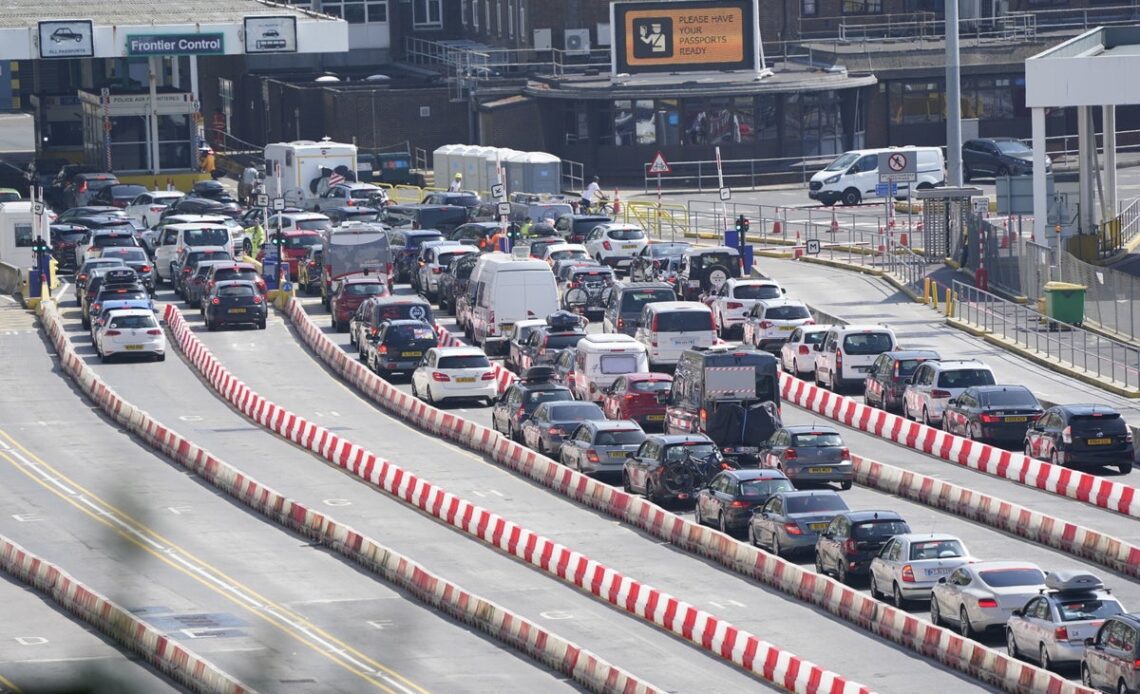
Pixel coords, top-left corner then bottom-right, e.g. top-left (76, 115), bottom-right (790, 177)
top-left (249, 222), bottom-right (265, 256)
top-left (489, 228), bottom-right (507, 251)
top-left (519, 217), bottom-right (533, 239)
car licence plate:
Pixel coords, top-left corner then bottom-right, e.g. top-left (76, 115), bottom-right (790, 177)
top-left (229, 307), bottom-right (247, 313)
top-left (499, 323), bottom-right (514, 331)
top-left (401, 351), bottom-right (422, 358)
top-left (925, 567), bottom-right (952, 577)
top-left (855, 365), bottom-right (872, 372)
top-left (125, 345), bottom-right (143, 350)
top-left (809, 522), bottom-right (830, 531)
top-left (622, 244), bottom-right (638, 249)
top-left (609, 451), bottom-right (628, 458)
top-left (779, 325), bottom-right (795, 331)
top-left (1004, 416), bottom-right (1027, 423)
top-left (647, 414), bottom-right (665, 422)
top-left (808, 467), bottom-right (833, 473)
top-left (1087, 437), bottom-right (1113, 445)
top-left (456, 377), bottom-right (476, 383)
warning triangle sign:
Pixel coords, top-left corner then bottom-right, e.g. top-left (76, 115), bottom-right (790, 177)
top-left (648, 151), bottom-right (672, 174)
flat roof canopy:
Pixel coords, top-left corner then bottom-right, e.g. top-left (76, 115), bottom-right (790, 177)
top-left (1026, 26), bottom-right (1140, 107)
top-left (0, 0), bottom-right (347, 60)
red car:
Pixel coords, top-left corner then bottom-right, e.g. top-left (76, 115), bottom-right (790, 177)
top-left (330, 275), bottom-right (390, 332)
top-left (602, 372), bottom-right (673, 430)
top-left (257, 230), bottom-right (322, 280)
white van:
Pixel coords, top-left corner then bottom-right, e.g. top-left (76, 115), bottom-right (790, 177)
top-left (470, 254), bottom-right (559, 354)
top-left (634, 301), bottom-right (717, 369)
top-left (808, 147), bottom-right (944, 207)
top-left (813, 324), bottom-right (899, 391)
top-left (573, 334), bottom-right (649, 402)
top-left (155, 223), bottom-right (232, 283)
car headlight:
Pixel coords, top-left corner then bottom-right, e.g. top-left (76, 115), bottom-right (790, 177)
top-left (824, 175), bottom-right (841, 185)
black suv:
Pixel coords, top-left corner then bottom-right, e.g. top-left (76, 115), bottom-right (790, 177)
top-left (438, 252), bottom-right (480, 315)
top-left (82, 268), bottom-right (145, 329)
top-left (491, 366), bottom-right (575, 442)
top-left (382, 204), bottom-right (469, 235)
top-left (1024, 404), bottom-right (1134, 474)
top-left (863, 350), bottom-right (941, 412)
top-left (351, 295), bottom-right (434, 358)
top-left (602, 282), bottom-right (676, 336)
top-left (364, 319), bottom-right (439, 378)
top-left (814, 510), bottom-right (911, 584)
top-left (962, 138), bottom-right (1048, 181)
top-left (663, 346), bottom-right (782, 465)
top-left (554, 213), bottom-right (612, 244)
top-left (674, 246), bottom-right (742, 300)
top-left (388, 228), bottom-right (443, 283)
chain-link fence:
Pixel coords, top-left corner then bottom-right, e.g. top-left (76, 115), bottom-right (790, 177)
top-left (1059, 251), bottom-right (1140, 341)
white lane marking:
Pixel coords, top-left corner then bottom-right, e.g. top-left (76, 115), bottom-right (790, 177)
top-left (322, 498), bottom-right (352, 507)
top-left (14, 636), bottom-right (48, 646)
top-left (539, 611), bottom-right (573, 620)
top-left (11, 514), bottom-right (42, 522)
top-left (179, 415), bottom-right (203, 422)
top-left (367, 619), bottom-right (395, 630)
top-left (168, 506), bottom-right (193, 515)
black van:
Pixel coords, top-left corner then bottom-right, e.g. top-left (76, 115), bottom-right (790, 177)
top-left (381, 204), bottom-right (469, 235)
top-left (602, 282), bottom-right (676, 336)
top-left (663, 346), bottom-right (782, 465)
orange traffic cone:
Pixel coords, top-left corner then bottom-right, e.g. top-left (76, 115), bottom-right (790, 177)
top-left (899, 232), bottom-right (909, 247)
top-left (877, 226), bottom-right (886, 254)
top-left (830, 208), bottom-right (839, 234)
top-left (612, 189), bottom-right (622, 215)
top-left (773, 218), bottom-right (783, 235)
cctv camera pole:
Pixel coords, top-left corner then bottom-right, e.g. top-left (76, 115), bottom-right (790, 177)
top-left (945, 0), bottom-right (964, 187)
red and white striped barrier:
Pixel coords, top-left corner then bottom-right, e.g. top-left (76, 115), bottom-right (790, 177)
top-left (852, 454), bottom-right (1140, 579)
top-left (168, 302), bottom-right (872, 694)
top-left (781, 374), bottom-right (1139, 520)
top-left (37, 302), bottom-right (657, 694)
top-left (432, 322), bottom-right (516, 393)
top-left (267, 297), bottom-right (1086, 694)
top-left (0, 535), bottom-right (251, 694)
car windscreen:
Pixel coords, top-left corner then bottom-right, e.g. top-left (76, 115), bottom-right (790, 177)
top-left (53, 230), bottom-right (87, 243)
top-left (650, 244), bottom-right (687, 258)
top-left (438, 251), bottom-right (471, 266)
top-left (790, 432), bottom-right (843, 447)
top-left (849, 519), bottom-right (910, 539)
top-left (979, 389), bottom-right (1039, 408)
top-left (785, 494), bottom-right (848, 514)
top-left (1057, 599), bottom-right (1124, 622)
top-left (630, 379), bottom-right (671, 393)
top-left (100, 248), bottom-right (147, 261)
top-left (295, 220), bottom-right (332, 231)
top-left (184, 228), bottom-right (229, 246)
top-left (740, 478), bottom-right (794, 497)
top-left (344, 283), bottom-right (386, 296)
top-left (734, 284), bottom-right (782, 300)
top-left (1070, 413), bottom-right (1126, 433)
top-left (978, 567), bottom-right (1046, 588)
top-left (621, 289), bottom-right (674, 312)
top-left (842, 332), bottom-right (893, 355)
top-left (189, 251), bottom-right (230, 264)
top-left (594, 430), bottom-right (645, 445)
top-left (599, 354), bottom-right (638, 375)
top-left (995, 140), bottom-right (1032, 155)
top-left (908, 539), bottom-right (965, 560)
top-left (545, 334), bottom-right (585, 351)
top-left (936, 369), bottom-right (995, 388)
top-left (694, 252), bottom-right (735, 269)
top-left (547, 403), bottom-right (604, 422)
top-left (825, 152), bottom-right (859, 171)
top-left (214, 269), bottom-right (258, 283)
top-left (525, 390), bottom-right (573, 406)
top-left (607, 228), bottom-right (645, 240)
top-left (376, 304), bottom-right (433, 322)
top-left (664, 443), bottom-right (717, 461)
top-left (218, 284), bottom-right (256, 297)
top-left (654, 310), bottom-right (712, 333)
top-left (438, 355), bottom-right (491, 369)
top-left (766, 305), bottom-right (811, 320)
top-left (386, 324), bottom-right (436, 342)
top-left (285, 234), bottom-right (323, 247)
top-left (803, 331), bottom-right (827, 346)
top-left (896, 358), bottom-right (927, 377)
top-left (109, 315), bottom-right (157, 329)
top-left (550, 249), bottom-right (588, 262)
top-left (94, 236), bottom-right (135, 247)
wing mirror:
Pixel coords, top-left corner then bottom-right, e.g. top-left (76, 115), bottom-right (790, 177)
top-left (812, 343), bottom-right (822, 352)
top-left (1011, 608), bottom-right (1022, 617)
top-left (937, 576), bottom-right (947, 583)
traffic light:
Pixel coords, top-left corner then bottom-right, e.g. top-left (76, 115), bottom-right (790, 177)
top-left (735, 214), bottom-right (745, 233)
top-left (741, 217), bottom-right (750, 235)
top-left (31, 236), bottom-right (50, 255)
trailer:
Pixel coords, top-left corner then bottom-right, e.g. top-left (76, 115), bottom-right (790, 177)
top-left (263, 139), bottom-right (358, 209)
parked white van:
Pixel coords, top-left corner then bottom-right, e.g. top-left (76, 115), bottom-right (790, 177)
top-left (470, 254), bottom-right (559, 354)
top-left (633, 301), bottom-right (717, 369)
top-left (808, 147), bottom-right (944, 207)
top-left (573, 334), bottom-right (649, 402)
top-left (813, 324), bottom-right (899, 391)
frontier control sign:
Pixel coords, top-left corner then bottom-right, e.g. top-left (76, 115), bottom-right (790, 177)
top-left (612, 0), bottom-right (757, 75)
top-left (127, 34), bottom-right (224, 56)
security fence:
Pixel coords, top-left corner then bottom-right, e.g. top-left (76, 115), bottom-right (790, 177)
top-left (1059, 251), bottom-right (1140, 342)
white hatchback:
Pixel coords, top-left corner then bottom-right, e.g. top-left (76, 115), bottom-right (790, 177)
top-left (779, 325), bottom-right (832, 377)
top-left (94, 309), bottom-right (166, 362)
top-left (583, 224), bottom-right (648, 270)
top-left (541, 243), bottom-right (590, 267)
top-left (708, 278), bottom-right (784, 337)
top-left (410, 346), bottom-right (498, 406)
top-left (902, 359), bottom-right (996, 426)
top-left (741, 299), bottom-right (814, 352)
top-left (124, 190), bottom-right (184, 227)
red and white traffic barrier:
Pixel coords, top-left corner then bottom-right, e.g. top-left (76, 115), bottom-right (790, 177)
top-left (266, 297), bottom-right (1087, 694)
top-left (167, 302), bottom-right (872, 694)
top-left (781, 374), bottom-right (1139, 520)
top-left (0, 535), bottom-right (250, 694)
top-left (35, 301), bottom-right (661, 694)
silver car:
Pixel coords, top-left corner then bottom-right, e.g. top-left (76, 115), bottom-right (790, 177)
top-left (930, 560), bottom-right (1047, 638)
top-left (1006, 571), bottom-right (1125, 671)
top-left (758, 425), bottom-right (854, 490)
top-left (868, 533), bottom-right (972, 608)
top-left (1083, 614), bottom-right (1140, 694)
top-left (748, 490), bottom-right (850, 558)
top-left (559, 420), bottom-right (647, 476)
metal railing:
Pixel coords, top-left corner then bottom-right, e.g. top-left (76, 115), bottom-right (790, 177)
top-left (953, 280), bottom-right (1140, 391)
top-left (414, 147), bottom-right (429, 172)
top-left (641, 154), bottom-right (839, 192)
top-left (831, 12), bottom-right (1035, 42)
top-left (561, 159), bottom-right (584, 195)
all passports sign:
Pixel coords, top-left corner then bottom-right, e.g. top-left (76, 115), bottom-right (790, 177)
top-left (611, 0), bottom-right (760, 75)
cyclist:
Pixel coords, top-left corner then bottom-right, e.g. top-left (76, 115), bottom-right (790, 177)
top-left (580, 175), bottom-right (603, 213)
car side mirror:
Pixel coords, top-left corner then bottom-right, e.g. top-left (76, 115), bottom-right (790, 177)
top-left (781, 287), bottom-right (787, 294)
top-left (812, 343), bottom-right (821, 352)
top-left (1084, 638), bottom-right (1096, 648)
top-left (937, 576), bottom-right (947, 584)
top-left (1011, 608), bottom-right (1022, 617)
top-left (947, 397), bottom-right (957, 406)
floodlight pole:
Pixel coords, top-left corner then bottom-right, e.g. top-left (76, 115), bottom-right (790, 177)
top-left (945, 0), bottom-right (964, 187)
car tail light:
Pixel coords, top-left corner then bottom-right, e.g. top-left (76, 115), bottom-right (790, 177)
top-left (252, 295), bottom-right (263, 304)
top-left (78, 273), bottom-right (88, 282)
top-left (901, 565), bottom-right (915, 583)
top-left (370, 326), bottom-right (379, 337)
top-left (840, 447), bottom-right (850, 459)
top-left (784, 448), bottom-right (797, 460)
top-left (146, 329), bottom-right (162, 336)
top-left (211, 297), bottom-right (220, 305)
top-left (1127, 430), bottom-right (1134, 444)
top-left (1054, 626), bottom-right (1069, 641)
top-left (516, 406), bottom-right (526, 419)
top-left (624, 393), bottom-right (635, 401)
top-left (603, 240), bottom-right (612, 251)
top-left (651, 314), bottom-right (659, 331)
top-left (617, 317), bottom-right (625, 330)
top-left (489, 309), bottom-right (495, 325)
top-left (804, 319), bottom-right (815, 325)
top-left (431, 372), bottom-right (451, 382)
top-left (699, 407), bottom-right (707, 429)
top-left (783, 522), bottom-right (802, 536)
top-left (931, 389), bottom-right (951, 399)
top-left (547, 426), bottom-right (563, 435)
top-left (726, 302), bottom-right (743, 310)
top-left (104, 330), bottom-right (121, 336)
top-left (1061, 426), bottom-right (1072, 444)
top-left (480, 371), bottom-right (495, 381)
top-left (569, 281), bottom-right (580, 289)
top-left (92, 303), bottom-right (101, 313)
top-left (586, 449), bottom-right (600, 463)
top-left (798, 345), bottom-right (810, 355)
top-left (758, 320), bottom-right (773, 329)
top-left (729, 500), bottom-right (750, 508)
top-left (140, 265), bottom-right (151, 273)
top-left (976, 598), bottom-right (998, 609)
top-left (979, 413), bottom-right (999, 424)
top-left (844, 538), bottom-right (856, 554)
top-left (256, 278), bottom-right (266, 291)
top-left (835, 349), bottom-right (843, 371)
top-left (378, 344), bottom-right (388, 354)
top-left (182, 266), bottom-right (192, 274)
top-left (78, 181), bottom-right (87, 193)
top-left (432, 267), bottom-right (442, 274)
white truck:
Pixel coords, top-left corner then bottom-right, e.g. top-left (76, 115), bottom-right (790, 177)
top-left (0, 200), bottom-right (47, 293)
top-left (263, 139), bottom-right (359, 210)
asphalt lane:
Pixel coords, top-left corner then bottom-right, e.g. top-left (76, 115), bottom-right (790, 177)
top-left (175, 297), bottom-right (996, 691)
top-left (2, 326), bottom-right (573, 694)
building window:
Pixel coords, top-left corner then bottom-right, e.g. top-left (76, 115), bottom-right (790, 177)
top-left (322, 0), bottom-right (387, 22)
top-left (563, 101), bottom-right (590, 145)
top-left (755, 94), bottom-right (778, 141)
top-left (842, 0), bottom-right (882, 13)
top-left (472, 0), bottom-right (480, 31)
top-left (413, 0), bottom-right (443, 28)
top-left (683, 97), bottom-right (753, 145)
top-left (888, 80), bottom-right (944, 125)
top-left (14, 223), bottom-right (32, 248)
top-left (507, 0), bottom-right (514, 37)
top-left (519, 5), bottom-right (526, 42)
top-left (785, 91), bottom-right (843, 156)
top-left (484, 0), bottom-right (491, 34)
top-left (802, 0), bottom-right (818, 16)
top-left (966, 76), bottom-right (1015, 120)
top-left (157, 114), bottom-right (192, 169)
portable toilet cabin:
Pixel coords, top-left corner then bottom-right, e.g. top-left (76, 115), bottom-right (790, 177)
top-left (507, 151), bottom-right (561, 196)
top-left (482, 147), bottom-right (520, 196)
top-left (432, 144), bottom-right (463, 186)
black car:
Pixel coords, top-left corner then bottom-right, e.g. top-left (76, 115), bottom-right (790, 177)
top-left (381, 204), bottom-right (469, 235)
top-left (962, 138), bottom-right (1050, 182)
top-left (388, 228), bottom-right (444, 283)
top-left (177, 248), bottom-right (233, 297)
top-left (50, 223), bottom-right (91, 271)
top-left (438, 251), bottom-right (479, 315)
top-left (515, 313), bottom-right (587, 373)
top-left (623, 433), bottom-right (723, 505)
top-left (554, 213), bottom-right (612, 244)
top-left (90, 183), bottom-right (148, 209)
top-left (74, 257), bottom-right (126, 305)
top-left (163, 196), bottom-right (241, 220)
top-left (629, 242), bottom-right (692, 283)
top-left (674, 246), bottom-right (742, 300)
top-left (491, 366), bottom-right (575, 442)
top-left (694, 468), bottom-right (794, 535)
top-left (863, 350), bottom-right (941, 412)
top-left (1024, 404), bottom-right (1134, 474)
top-left (365, 319), bottom-right (439, 378)
top-left (190, 180), bottom-right (235, 201)
top-left (814, 510), bottom-right (911, 584)
top-left (83, 269), bottom-right (147, 329)
top-left (55, 206), bottom-right (123, 224)
top-left (941, 385), bottom-right (1044, 446)
top-left (96, 246), bottom-right (155, 290)
top-left (203, 280), bottom-right (267, 331)
top-left (601, 282), bottom-right (677, 337)
top-left (350, 295), bottom-right (434, 357)
top-left (325, 206), bottom-right (382, 225)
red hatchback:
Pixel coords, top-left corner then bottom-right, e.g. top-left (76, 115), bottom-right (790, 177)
top-left (258, 230), bottom-right (323, 279)
top-left (330, 275), bottom-right (390, 332)
top-left (602, 372), bottom-right (673, 430)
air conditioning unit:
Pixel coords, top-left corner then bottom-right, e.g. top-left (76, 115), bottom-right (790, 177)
top-left (533, 27), bottom-right (552, 51)
top-left (564, 29), bottom-right (591, 56)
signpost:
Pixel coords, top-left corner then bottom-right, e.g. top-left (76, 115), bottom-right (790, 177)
top-left (879, 149), bottom-right (917, 238)
top-left (805, 239), bottom-right (821, 255)
top-left (648, 151), bottom-right (671, 240)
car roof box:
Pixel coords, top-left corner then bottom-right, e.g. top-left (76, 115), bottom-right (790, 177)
top-left (521, 365), bottom-right (557, 383)
top-left (546, 310), bottom-right (580, 331)
top-left (1045, 570), bottom-right (1104, 593)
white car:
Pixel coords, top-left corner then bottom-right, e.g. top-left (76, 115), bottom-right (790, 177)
top-left (266, 211), bottom-right (333, 233)
top-left (707, 278), bottom-right (784, 338)
top-left (75, 229), bottom-right (141, 268)
top-left (124, 191), bottom-right (184, 227)
top-left (929, 561), bottom-right (1047, 638)
top-left (902, 359), bottom-right (996, 426)
top-left (541, 243), bottom-right (590, 267)
top-left (311, 182), bottom-right (385, 211)
top-left (741, 299), bottom-right (814, 352)
top-left (583, 223), bottom-right (648, 271)
top-left (1006, 571), bottom-right (1126, 670)
top-left (868, 533), bottom-right (972, 608)
top-left (410, 346), bottom-right (498, 406)
top-left (814, 324), bottom-right (898, 392)
top-left (779, 325), bottom-right (832, 377)
top-left (416, 241), bottom-right (474, 299)
top-left (93, 309), bottom-right (166, 363)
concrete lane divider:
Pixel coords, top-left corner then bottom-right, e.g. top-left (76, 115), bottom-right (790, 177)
top-left (267, 297), bottom-right (1087, 694)
top-left (780, 373), bottom-right (1139, 520)
top-left (167, 303), bottom-right (873, 694)
top-left (0, 535), bottom-right (253, 694)
top-left (37, 302), bottom-right (659, 694)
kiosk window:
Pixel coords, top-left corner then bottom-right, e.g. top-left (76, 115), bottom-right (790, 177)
top-left (14, 223), bottom-right (33, 248)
